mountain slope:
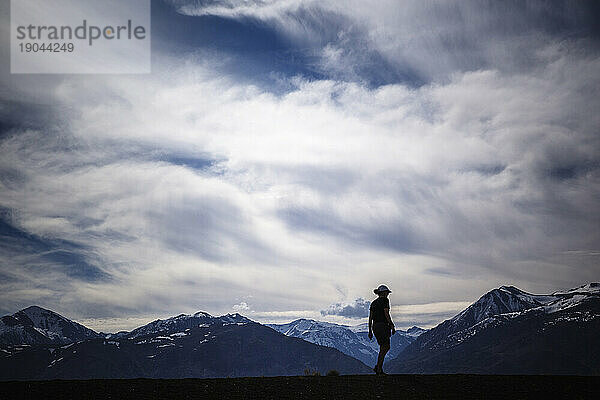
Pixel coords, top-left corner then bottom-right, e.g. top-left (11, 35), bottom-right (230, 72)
top-left (0, 313), bottom-right (370, 380)
top-left (387, 283), bottom-right (600, 374)
top-left (267, 319), bottom-right (425, 366)
top-left (0, 306), bottom-right (100, 347)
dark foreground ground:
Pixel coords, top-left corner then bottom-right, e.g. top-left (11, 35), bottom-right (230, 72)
top-left (1, 374), bottom-right (599, 400)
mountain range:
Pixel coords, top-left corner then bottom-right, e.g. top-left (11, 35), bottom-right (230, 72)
top-left (1, 282), bottom-right (598, 379)
top-left (386, 283), bottom-right (600, 374)
top-left (267, 319), bottom-right (425, 366)
top-left (0, 310), bottom-right (369, 380)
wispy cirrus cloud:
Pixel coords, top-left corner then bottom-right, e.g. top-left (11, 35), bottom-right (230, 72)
top-left (172, 0), bottom-right (600, 84)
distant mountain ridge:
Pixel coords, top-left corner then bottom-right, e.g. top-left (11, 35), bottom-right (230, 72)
top-left (387, 283), bottom-right (600, 375)
top-left (405, 326), bottom-right (427, 337)
top-left (0, 307), bottom-right (370, 380)
top-left (2, 282), bottom-right (599, 378)
top-left (115, 311), bottom-right (252, 340)
top-left (267, 319), bottom-right (426, 366)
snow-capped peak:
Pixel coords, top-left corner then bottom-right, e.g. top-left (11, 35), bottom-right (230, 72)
top-left (18, 306), bottom-right (67, 327)
top-left (406, 326), bottom-right (427, 337)
top-left (268, 319), bottom-right (349, 338)
top-left (193, 311), bottom-right (213, 318)
top-left (219, 313), bottom-right (252, 324)
top-left (0, 305), bottom-right (99, 346)
top-left (449, 286), bottom-right (548, 331)
top-left (409, 283), bottom-right (600, 355)
top-left (552, 282), bottom-right (600, 296)
top-left (268, 318), bottom-right (425, 367)
top-left (125, 311), bottom-right (254, 338)
top-left (126, 311), bottom-right (216, 339)
top-left (18, 306), bottom-right (98, 338)
top-left (435, 283), bottom-right (598, 338)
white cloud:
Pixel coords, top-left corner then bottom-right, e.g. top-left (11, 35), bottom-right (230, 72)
top-left (392, 302), bottom-right (473, 315)
top-left (321, 298), bottom-right (370, 319)
top-left (232, 301), bottom-right (250, 311)
top-left (1, 1), bottom-right (599, 331)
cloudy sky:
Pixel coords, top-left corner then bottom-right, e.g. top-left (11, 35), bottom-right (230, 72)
top-left (1, 0), bottom-right (599, 332)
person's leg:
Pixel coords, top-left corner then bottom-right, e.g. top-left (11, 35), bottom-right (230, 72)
top-left (376, 343), bottom-right (390, 373)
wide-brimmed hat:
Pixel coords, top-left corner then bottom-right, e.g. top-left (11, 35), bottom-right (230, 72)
top-left (374, 284), bottom-right (391, 294)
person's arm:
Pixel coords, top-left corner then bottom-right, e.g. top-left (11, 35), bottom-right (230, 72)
top-left (384, 299), bottom-right (396, 334)
top-left (384, 308), bottom-right (393, 325)
top-left (368, 308), bottom-right (373, 340)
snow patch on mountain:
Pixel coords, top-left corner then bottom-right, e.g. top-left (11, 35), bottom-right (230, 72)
top-left (125, 311), bottom-right (253, 339)
top-left (219, 313), bottom-right (252, 325)
top-left (406, 326), bottom-right (427, 337)
top-left (348, 323), bottom-right (369, 333)
top-left (552, 282), bottom-right (600, 296)
top-left (0, 306), bottom-right (100, 347)
top-left (413, 283), bottom-right (600, 353)
top-left (268, 318), bottom-right (425, 366)
top-left (268, 319), bottom-right (376, 365)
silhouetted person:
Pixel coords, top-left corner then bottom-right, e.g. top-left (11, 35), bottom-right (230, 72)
top-left (368, 284), bottom-right (395, 374)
